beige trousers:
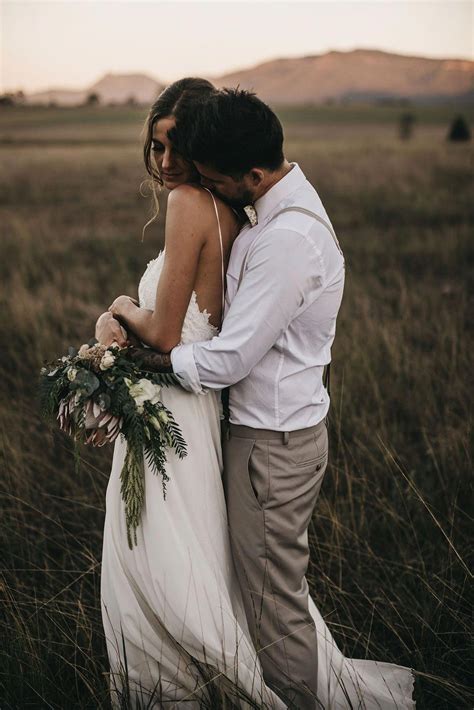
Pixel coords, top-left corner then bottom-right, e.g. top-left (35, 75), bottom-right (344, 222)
top-left (222, 419), bottom-right (329, 710)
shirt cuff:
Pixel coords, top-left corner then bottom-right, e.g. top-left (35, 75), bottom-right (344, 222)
top-left (170, 343), bottom-right (204, 394)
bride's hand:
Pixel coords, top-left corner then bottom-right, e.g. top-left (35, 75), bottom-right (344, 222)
top-left (95, 311), bottom-right (129, 347)
top-left (108, 295), bottom-right (139, 317)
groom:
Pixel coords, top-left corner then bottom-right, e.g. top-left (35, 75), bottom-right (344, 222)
top-left (103, 88), bottom-right (345, 708)
top-left (171, 89), bottom-right (345, 709)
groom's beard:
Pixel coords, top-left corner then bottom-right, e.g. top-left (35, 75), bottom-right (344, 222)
top-left (213, 187), bottom-right (255, 210)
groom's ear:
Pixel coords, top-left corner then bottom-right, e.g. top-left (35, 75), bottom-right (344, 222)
top-left (247, 168), bottom-right (265, 187)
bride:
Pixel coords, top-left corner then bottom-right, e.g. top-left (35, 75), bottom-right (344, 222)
top-left (95, 78), bottom-right (416, 708)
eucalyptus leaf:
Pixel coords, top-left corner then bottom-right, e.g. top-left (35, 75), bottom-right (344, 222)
top-left (96, 392), bottom-right (111, 410)
top-left (73, 369), bottom-right (100, 396)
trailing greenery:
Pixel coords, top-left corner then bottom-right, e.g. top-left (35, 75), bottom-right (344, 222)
top-left (39, 341), bottom-right (187, 548)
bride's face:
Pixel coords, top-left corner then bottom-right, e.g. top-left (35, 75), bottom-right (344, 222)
top-left (152, 116), bottom-right (198, 189)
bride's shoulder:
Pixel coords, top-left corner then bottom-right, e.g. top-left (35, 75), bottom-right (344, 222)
top-left (166, 185), bottom-right (239, 243)
top-left (168, 184), bottom-right (235, 220)
top-left (166, 184), bottom-right (220, 232)
top-left (167, 183), bottom-right (212, 212)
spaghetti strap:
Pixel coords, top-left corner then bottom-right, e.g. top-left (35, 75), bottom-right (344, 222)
top-left (202, 187), bottom-right (225, 326)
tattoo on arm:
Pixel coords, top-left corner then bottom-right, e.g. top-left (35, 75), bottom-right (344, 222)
top-left (128, 346), bottom-right (173, 373)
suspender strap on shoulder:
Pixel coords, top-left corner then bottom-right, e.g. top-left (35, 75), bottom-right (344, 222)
top-left (237, 205), bottom-right (343, 288)
top-left (271, 206), bottom-right (344, 256)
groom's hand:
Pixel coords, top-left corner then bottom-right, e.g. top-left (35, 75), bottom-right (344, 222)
top-left (127, 346), bottom-right (173, 373)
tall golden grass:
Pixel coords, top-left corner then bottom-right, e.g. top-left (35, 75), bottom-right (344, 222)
top-left (0, 105), bottom-right (472, 708)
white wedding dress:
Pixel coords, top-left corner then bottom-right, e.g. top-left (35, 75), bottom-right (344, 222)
top-left (101, 205), bottom-right (416, 709)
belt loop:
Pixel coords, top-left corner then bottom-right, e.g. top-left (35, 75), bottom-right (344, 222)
top-left (282, 431), bottom-right (289, 445)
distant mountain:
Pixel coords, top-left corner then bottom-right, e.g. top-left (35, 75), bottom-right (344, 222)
top-left (23, 50), bottom-right (473, 106)
top-left (26, 73), bottom-right (164, 106)
top-left (88, 73), bottom-right (164, 104)
top-left (212, 49), bottom-right (474, 105)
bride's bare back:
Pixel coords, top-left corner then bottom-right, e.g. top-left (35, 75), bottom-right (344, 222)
top-left (147, 183), bottom-right (240, 351)
top-left (185, 186), bottom-right (240, 330)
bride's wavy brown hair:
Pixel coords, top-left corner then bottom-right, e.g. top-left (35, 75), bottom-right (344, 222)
top-left (141, 77), bottom-right (216, 239)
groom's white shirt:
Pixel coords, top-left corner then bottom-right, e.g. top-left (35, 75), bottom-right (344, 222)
top-left (171, 162), bottom-right (345, 431)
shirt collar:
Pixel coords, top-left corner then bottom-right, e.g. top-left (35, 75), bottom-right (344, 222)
top-left (253, 162), bottom-right (306, 226)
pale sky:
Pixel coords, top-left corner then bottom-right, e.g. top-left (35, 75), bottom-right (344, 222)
top-left (1, 0), bottom-right (472, 93)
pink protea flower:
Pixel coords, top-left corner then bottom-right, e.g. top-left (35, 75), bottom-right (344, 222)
top-left (84, 400), bottom-right (123, 447)
top-left (57, 396), bottom-right (122, 446)
top-left (57, 394), bottom-right (80, 436)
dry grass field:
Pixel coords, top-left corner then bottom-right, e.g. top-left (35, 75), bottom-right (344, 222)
top-left (0, 104), bottom-right (472, 708)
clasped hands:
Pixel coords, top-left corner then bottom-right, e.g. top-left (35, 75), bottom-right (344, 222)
top-left (90, 297), bottom-right (162, 436)
top-left (108, 294), bottom-right (138, 318)
top-left (95, 295), bottom-right (139, 348)
top-left (95, 295), bottom-right (173, 373)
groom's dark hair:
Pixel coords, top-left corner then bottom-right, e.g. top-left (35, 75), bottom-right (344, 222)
top-left (169, 88), bottom-right (284, 178)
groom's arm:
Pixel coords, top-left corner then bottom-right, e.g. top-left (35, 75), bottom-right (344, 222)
top-left (127, 346), bottom-right (173, 372)
top-left (170, 228), bottom-right (326, 393)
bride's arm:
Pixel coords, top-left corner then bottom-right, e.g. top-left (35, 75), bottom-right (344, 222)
top-left (108, 185), bottom-right (212, 352)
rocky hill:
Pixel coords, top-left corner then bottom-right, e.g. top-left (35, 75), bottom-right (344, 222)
top-left (27, 73), bottom-right (164, 106)
top-left (24, 50), bottom-right (473, 106)
top-left (212, 49), bottom-right (473, 105)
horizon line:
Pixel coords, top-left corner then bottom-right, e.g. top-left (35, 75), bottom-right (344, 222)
top-left (3, 45), bottom-right (473, 96)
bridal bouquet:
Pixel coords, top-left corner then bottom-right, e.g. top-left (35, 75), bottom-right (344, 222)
top-left (39, 340), bottom-right (187, 548)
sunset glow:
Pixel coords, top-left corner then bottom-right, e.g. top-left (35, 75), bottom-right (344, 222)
top-left (1, 0), bottom-right (472, 94)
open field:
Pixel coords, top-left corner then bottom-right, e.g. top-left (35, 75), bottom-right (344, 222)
top-left (0, 105), bottom-right (473, 708)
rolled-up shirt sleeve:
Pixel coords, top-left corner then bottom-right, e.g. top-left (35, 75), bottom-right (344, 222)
top-left (170, 228), bottom-right (325, 393)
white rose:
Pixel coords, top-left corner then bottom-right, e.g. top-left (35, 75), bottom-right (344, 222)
top-left (99, 350), bottom-right (115, 370)
top-left (67, 367), bottom-right (77, 382)
top-left (127, 378), bottom-right (161, 413)
top-left (78, 344), bottom-right (90, 358)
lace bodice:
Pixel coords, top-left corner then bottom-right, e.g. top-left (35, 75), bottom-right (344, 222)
top-left (138, 249), bottom-right (219, 344)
